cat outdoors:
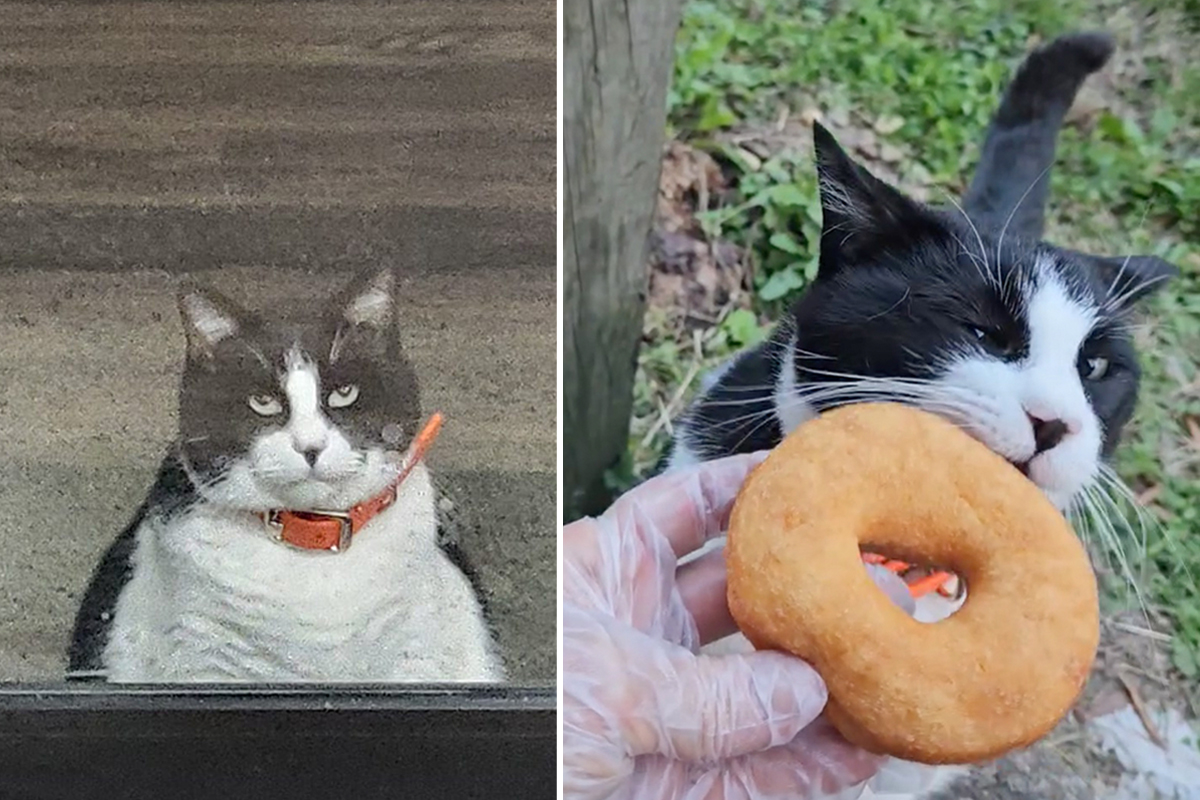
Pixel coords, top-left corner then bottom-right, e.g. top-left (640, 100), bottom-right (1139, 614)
top-left (67, 268), bottom-right (504, 683)
top-left (656, 31), bottom-right (1176, 798)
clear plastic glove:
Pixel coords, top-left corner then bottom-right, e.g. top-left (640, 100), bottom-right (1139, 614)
top-left (563, 451), bottom-right (916, 800)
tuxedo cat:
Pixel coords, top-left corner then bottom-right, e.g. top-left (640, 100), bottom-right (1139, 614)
top-left (666, 29), bottom-right (1173, 528)
top-left (67, 268), bottom-right (504, 683)
top-left (659, 31), bottom-right (1176, 798)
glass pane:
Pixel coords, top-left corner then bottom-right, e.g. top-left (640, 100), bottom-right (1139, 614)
top-left (0, 1), bottom-right (555, 688)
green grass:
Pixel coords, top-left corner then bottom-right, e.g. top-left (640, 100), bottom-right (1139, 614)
top-left (622, 0), bottom-right (1200, 678)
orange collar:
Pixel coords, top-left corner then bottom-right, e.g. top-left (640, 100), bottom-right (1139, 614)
top-left (257, 413), bottom-right (443, 554)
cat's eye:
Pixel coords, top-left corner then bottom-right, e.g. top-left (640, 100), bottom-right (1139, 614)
top-left (969, 325), bottom-right (1015, 357)
top-left (328, 384), bottom-right (360, 409)
top-left (1081, 356), bottom-right (1109, 381)
top-left (248, 393), bottom-right (283, 417)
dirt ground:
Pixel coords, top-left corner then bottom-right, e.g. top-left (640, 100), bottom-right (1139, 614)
top-left (0, 1), bottom-right (556, 683)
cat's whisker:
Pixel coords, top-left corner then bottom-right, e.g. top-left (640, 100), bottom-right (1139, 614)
top-left (705, 405), bottom-right (780, 432)
top-left (1070, 489), bottom-right (1119, 579)
top-left (1102, 198), bottom-right (1157, 308)
top-left (793, 346), bottom-right (956, 380)
top-left (1075, 480), bottom-right (1152, 624)
top-left (1071, 488), bottom-right (1115, 574)
top-left (690, 394), bottom-right (774, 408)
top-left (791, 378), bottom-right (990, 411)
top-left (799, 379), bottom-right (987, 409)
top-left (1103, 253), bottom-right (1136, 311)
top-left (791, 385), bottom-right (935, 406)
top-left (783, 384), bottom-right (988, 433)
top-left (866, 287), bottom-right (911, 321)
top-left (794, 364), bottom-right (941, 385)
top-left (1094, 466), bottom-right (1151, 558)
top-left (727, 400), bottom-right (805, 454)
top-left (950, 232), bottom-right (990, 287)
top-left (1091, 482), bottom-right (1145, 581)
top-left (1095, 317), bottom-right (1135, 337)
top-left (994, 164), bottom-right (1052, 274)
top-left (699, 382), bottom-right (783, 394)
top-left (1104, 272), bottom-right (1173, 315)
top-left (1098, 463), bottom-right (1197, 589)
top-left (794, 388), bottom-right (961, 410)
top-left (793, 348), bottom-right (837, 361)
top-left (943, 192), bottom-right (996, 290)
top-left (792, 374), bottom-right (943, 390)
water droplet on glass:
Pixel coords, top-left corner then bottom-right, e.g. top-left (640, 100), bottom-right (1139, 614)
top-left (381, 423), bottom-right (405, 445)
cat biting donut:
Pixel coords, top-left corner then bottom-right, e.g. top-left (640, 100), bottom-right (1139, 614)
top-left (725, 402), bottom-right (1100, 765)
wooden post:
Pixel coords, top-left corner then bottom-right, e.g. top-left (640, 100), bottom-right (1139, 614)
top-left (563, 0), bottom-right (686, 519)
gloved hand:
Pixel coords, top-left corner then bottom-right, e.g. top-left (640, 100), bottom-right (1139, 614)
top-left (563, 451), bottom-right (916, 800)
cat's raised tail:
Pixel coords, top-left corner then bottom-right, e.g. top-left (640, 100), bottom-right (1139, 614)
top-left (963, 31), bottom-right (1114, 241)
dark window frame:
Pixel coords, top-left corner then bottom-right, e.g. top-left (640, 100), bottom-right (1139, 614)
top-left (0, 683), bottom-right (557, 799)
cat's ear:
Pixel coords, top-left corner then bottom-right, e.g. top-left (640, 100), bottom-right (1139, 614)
top-left (329, 268), bottom-right (395, 362)
top-left (176, 280), bottom-right (246, 362)
top-left (812, 122), bottom-right (932, 275)
top-left (1088, 254), bottom-right (1178, 309)
top-left (341, 267), bottom-right (395, 329)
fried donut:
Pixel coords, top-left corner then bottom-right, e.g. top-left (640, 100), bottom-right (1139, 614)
top-left (725, 402), bottom-right (1099, 765)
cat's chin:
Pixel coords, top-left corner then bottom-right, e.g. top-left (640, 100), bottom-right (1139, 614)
top-left (1039, 485), bottom-right (1075, 513)
top-left (212, 449), bottom-right (401, 512)
top-left (258, 472), bottom-right (393, 512)
top-left (1008, 458), bottom-right (1079, 512)
top-left (201, 461), bottom-right (395, 513)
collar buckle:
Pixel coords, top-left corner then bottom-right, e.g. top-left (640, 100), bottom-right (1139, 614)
top-left (264, 508), bottom-right (354, 554)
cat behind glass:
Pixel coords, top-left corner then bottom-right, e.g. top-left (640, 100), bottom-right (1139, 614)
top-left (67, 268), bottom-right (504, 683)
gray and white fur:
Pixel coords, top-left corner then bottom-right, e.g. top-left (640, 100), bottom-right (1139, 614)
top-left (68, 268), bottom-right (504, 683)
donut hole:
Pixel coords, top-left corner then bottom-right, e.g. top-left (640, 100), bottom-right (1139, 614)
top-left (860, 551), bottom-right (968, 624)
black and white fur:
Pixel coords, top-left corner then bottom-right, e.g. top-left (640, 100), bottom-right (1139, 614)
top-left (659, 32), bottom-right (1176, 797)
top-left (67, 269), bottom-right (504, 683)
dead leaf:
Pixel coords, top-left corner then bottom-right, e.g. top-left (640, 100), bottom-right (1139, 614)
top-left (774, 104), bottom-right (789, 132)
top-left (655, 141), bottom-right (727, 235)
top-left (733, 145), bottom-right (762, 173)
top-left (908, 162), bottom-right (932, 185)
top-left (852, 128), bottom-right (879, 158)
top-left (1115, 668), bottom-right (1167, 749)
top-left (1186, 416), bottom-right (1200, 449)
top-left (873, 114), bottom-right (904, 135)
top-left (1065, 84), bottom-right (1107, 127)
top-left (646, 141), bottom-right (750, 334)
top-left (1136, 484), bottom-right (1163, 506)
top-left (1076, 685), bottom-right (1129, 722)
top-left (880, 143), bottom-right (904, 163)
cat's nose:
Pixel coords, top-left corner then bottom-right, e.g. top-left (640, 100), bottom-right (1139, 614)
top-left (292, 438), bottom-right (326, 467)
top-left (1029, 414), bottom-right (1068, 454)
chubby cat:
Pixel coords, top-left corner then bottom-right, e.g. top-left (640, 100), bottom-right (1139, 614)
top-left (68, 268), bottom-right (504, 683)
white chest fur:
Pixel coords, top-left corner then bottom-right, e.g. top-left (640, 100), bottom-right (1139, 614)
top-left (102, 465), bottom-right (504, 683)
